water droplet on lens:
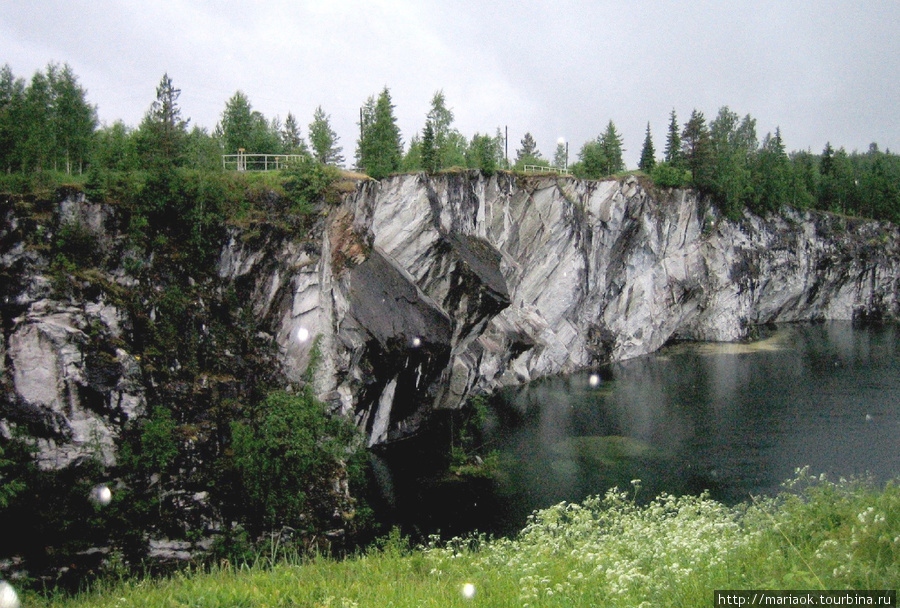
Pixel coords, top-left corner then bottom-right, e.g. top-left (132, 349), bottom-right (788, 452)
top-left (297, 327), bottom-right (310, 342)
top-left (0, 581), bottom-right (21, 608)
top-left (461, 582), bottom-right (476, 599)
top-left (411, 337), bottom-right (422, 348)
top-left (588, 373), bottom-right (600, 388)
top-left (90, 484), bottom-right (112, 506)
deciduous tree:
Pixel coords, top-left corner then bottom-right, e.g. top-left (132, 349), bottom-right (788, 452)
top-left (308, 105), bottom-right (343, 166)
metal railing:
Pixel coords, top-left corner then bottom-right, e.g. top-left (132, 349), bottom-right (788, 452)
top-left (523, 164), bottom-right (571, 176)
top-left (222, 152), bottom-right (307, 171)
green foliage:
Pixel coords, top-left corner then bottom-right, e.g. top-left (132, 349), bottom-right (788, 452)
top-left (420, 122), bottom-right (437, 173)
top-left (54, 217), bottom-right (101, 268)
top-left (0, 442), bottom-right (26, 509)
top-left (573, 139), bottom-right (607, 179)
top-left (650, 161), bottom-right (691, 188)
top-left (681, 108), bottom-right (714, 193)
top-left (465, 133), bottom-right (497, 176)
top-left (1, 62), bottom-right (97, 174)
top-left (230, 389), bottom-right (361, 534)
top-left (219, 90), bottom-right (283, 155)
top-left (664, 108), bottom-right (683, 167)
top-left (425, 90), bottom-right (467, 170)
top-left (183, 125), bottom-right (224, 171)
top-left (599, 120), bottom-right (625, 174)
top-left (356, 88), bottom-right (403, 179)
top-left (27, 474), bottom-right (900, 608)
top-left (91, 120), bottom-right (138, 172)
top-left (281, 112), bottom-right (309, 156)
top-left (553, 141), bottom-right (568, 171)
top-left (141, 407), bottom-right (179, 473)
top-left (514, 132), bottom-right (542, 168)
top-left (134, 73), bottom-right (189, 169)
top-left (639, 122), bottom-right (656, 172)
top-left (309, 105), bottom-right (344, 166)
top-left (283, 155), bottom-right (341, 207)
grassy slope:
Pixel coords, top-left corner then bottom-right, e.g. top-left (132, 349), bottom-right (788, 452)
top-left (23, 471), bottom-right (900, 608)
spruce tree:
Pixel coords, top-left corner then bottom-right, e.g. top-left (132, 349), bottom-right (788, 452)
top-left (136, 73), bottom-right (189, 168)
top-left (356, 87), bottom-right (403, 179)
top-left (681, 109), bottom-right (713, 192)
top-left (281, 112), bottom-right (309, 156)
top-left (421, 121), bottom-right (437, 173)
top-left (638, 123), bottom-right (656, 172)
top-left (599, 120), bottom-right (625, 174)
top-left (664, 109), bottom-right (682, 166)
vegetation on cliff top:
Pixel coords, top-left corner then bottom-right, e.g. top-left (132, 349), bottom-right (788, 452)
top-left (2, 63), bottom-right (899, 224)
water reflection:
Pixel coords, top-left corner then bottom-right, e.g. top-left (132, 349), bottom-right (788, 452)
top-left (488, 322), bottom-right (900, 532)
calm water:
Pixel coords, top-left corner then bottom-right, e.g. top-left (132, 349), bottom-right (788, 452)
top-left (377, 322), bottom-right (900, 538)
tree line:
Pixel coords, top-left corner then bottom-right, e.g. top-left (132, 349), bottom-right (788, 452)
top-left (1, 63), bottom-right (899, 223)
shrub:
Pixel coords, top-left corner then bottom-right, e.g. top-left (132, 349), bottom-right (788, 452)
top-left (650, 161), bottom-right (691, 188)
top-left (282, 156), bottom-right (341, 208)
top-left (230, 389), bottom-right (361, 535)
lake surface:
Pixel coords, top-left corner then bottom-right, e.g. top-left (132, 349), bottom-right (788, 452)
top-left (377, 322), bottom-right (900, 538)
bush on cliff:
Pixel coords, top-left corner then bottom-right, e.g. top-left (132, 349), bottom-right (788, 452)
top-left (230, 389), bottom-right (363, 538)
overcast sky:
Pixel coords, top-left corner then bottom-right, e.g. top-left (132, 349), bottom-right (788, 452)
top-left (3, 1), bottom-right (899, 167)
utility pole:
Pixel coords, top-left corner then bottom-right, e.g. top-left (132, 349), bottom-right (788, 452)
top-left (505, 125), bottom-right (508, 168)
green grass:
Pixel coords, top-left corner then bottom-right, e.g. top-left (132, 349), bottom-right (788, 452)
top-left (19, 469), bottom-right (899, 607)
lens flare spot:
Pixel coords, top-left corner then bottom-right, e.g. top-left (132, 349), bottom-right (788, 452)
top-left (297, 327), bottom-right (310, 342)
top-left (411, 337), bottom-right (422, 348)
top-left (0, 581), bottom-right (20, 608)
top-left (588, 373), bottom-right (601, 388)
top-left (461, 583), bottom-right (476, 599)
top-left (91, 484), bottom-right (112, 506)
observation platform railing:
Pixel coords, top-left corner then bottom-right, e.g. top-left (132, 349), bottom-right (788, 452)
top-left (222, 153), bottom-right (307, 171)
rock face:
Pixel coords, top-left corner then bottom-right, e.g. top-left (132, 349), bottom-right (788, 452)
top-left (226, 171), bottom-right (900, 446)
top-left (4, 173), bottom-right (900, 461)
top-left (1, 194), bottom-right (145, 469)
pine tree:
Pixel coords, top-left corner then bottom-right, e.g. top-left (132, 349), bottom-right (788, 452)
top-left (356, 87), bottom-right (403, 179)
top-left (638, 123), bottom-right (656, 172)
top-left (308, 106), bottom-right (343, 166)
top-left (515, 132), bottom-right (542, 168)
top-left (664, 109), bottom-right (682, 166)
